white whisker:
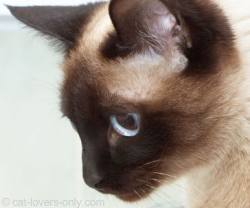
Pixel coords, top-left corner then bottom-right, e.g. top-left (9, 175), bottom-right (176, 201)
top-left (138, 159), bottom-right (164, 169)
top-left (152, 171), bottom-right (177, 179)
top-left (134, 189), bottom-right (143, 200)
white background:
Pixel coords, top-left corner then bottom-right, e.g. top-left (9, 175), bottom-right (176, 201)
top-left (0, 0), bottom-right (99, 16)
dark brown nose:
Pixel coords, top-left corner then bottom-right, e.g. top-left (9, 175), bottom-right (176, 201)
top-left (83, 168), bottom-right (105, 188)
top-left (81, 131), bottom-right (111, 189)
top-left (82, 149), bottom-right (109, 189)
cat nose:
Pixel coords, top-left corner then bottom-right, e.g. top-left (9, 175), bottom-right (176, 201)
top-left (83, 168), bottom-right (105, 189)
top-left (82, 141), bottom-right (110, 189)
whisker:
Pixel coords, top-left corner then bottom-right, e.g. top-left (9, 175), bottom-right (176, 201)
top-left (138, 159), bottom-right (164, 169)
top-left (152, 171), bottom-right (177, 179)
top-left (134, 189), bottom-right (143, 200)
top-left (151, 178), bottom-right (163, 184)
top-left (145, 183), bottom-right (157, 190)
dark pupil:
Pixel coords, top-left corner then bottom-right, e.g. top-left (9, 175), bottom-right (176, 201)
top-left (117, 114), bottom-right (137, 130)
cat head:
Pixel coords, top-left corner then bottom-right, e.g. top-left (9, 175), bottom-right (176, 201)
top-left (8, 0), bottom-right (239, 201)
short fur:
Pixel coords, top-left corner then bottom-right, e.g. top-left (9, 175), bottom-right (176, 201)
top-left (8, 0), bottom-right (250, 207)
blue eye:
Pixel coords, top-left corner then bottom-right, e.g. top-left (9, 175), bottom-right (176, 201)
top-left (110, 113), bottom-right (141, 137)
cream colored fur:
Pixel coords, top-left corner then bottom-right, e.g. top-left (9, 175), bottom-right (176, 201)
top-left (187, 0), bottom-right (250, 207)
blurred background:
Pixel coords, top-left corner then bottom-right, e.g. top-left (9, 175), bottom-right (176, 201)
top-left (0, 1), bottom-right (186, 208)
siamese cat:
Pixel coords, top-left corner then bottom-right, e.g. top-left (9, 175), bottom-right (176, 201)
top-left (8, 0), bottom-right (250, 207)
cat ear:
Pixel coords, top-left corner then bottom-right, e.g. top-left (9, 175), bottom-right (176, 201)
top-left (7, 3), bottom-right (103, 51)
top-left (109, 0), bottom-right (187, 54)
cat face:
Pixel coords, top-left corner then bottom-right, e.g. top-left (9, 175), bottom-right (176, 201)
top-left (9, 0), bottom-right (238, 201)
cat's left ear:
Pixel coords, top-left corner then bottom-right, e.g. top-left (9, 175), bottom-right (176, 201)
top-left (7, 3), bottom-right (103, 51)
top-left (109, 0), bottom-right (190, 54)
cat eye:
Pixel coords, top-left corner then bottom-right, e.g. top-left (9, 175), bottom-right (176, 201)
top-left (110, 113), bottom-right (141, 137)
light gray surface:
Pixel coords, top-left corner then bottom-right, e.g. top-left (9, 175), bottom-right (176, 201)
top-left (0, 0), bottom-right (100, 16)
top-left (0, 27), bottom-right (186, 208)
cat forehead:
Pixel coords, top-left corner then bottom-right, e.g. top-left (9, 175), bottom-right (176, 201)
top-left (104, 55), bottom-right (167, 101)
top-left (101, 54), bottom-right (186, 102)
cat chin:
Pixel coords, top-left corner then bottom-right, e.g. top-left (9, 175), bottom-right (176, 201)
top-left (116, 186), bottom-right (154, 202)
top-left (117, 192), bottom-right (146, 202)
top-left (97, 184), bottom-right (152, 202)
top-left (96, 188), bottom-right (142, 202)
top-left (117, 195), bottom-right (140, 202)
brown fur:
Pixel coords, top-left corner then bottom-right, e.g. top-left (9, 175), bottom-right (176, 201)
top-left (8, 0), bottom-right (250, 207)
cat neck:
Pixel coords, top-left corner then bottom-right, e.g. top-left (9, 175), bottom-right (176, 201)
top-left (187, 118), bottom-right (250, 208)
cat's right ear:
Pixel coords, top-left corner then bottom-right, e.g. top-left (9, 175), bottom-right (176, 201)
top-left (7, 3), bottom-right (104, 52)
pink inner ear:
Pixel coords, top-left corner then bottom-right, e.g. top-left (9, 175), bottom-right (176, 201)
top-left (148, 9), bottom-right (178, 38)
top-left (110, 0), bottom-right (181, 54)
top-left (138, 3), bottom-right (180, 53)
top-left (146, 0), bottom-right (177, 32)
